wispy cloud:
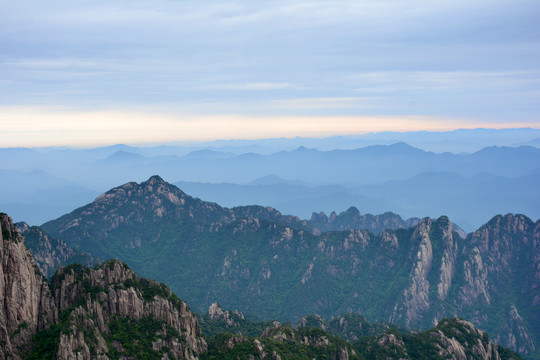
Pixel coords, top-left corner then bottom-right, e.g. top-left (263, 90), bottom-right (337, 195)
top-left (201, 82), bottom-right (294, 91)
top-left (273, 97), bottom-right (383, 110)
top-left (348, 71), bottom-right (540, 92)
top-left (0, 0), bottom-right (538, 143)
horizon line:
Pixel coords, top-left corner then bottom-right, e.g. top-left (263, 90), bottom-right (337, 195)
top-left (1, 126), bottom-right (539, 150)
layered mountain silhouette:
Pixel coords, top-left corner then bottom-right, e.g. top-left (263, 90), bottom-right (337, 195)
top-left (2, 140), bottom-right (539, 230)
top-left (39, 176), bottom-right (540, 358)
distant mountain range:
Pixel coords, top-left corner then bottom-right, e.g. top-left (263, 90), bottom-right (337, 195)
top-left (1, 139), bottom-right (539, 230)
top-left (174, 167), bottom-right (540, 231)
top-left (39, 176), bottom-right (540, 358)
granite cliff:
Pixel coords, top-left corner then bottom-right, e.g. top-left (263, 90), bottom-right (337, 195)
top-left (0, 213), bottom-right (56, 359)
top-left (0, 212), bottom-right (207, 359)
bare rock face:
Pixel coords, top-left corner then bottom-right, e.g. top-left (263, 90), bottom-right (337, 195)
top-left (361, 318), bottom-right (522, 360)
top-left (458, 214), bottom-right (539, 355)
top-left (258, 323), bottom-right (353, 359)
top-left (436, 219), bottom-right (458, 302)
top-left (308, 207), bottom-right (420, 235)
top-left (496, 306), bottom-right (536, 355)
top-left (48, 260), bottom-right (207, 359)
top-left (0, 213), bottom-right (57, 359)
top-left (458, 247), bottom-right (491, 306)
top-left (390, 218), bottom-right (433, 325)
top-left (434, 318), bottom-right (505, 360)
top-left (207, 302), bottom-right (245, 326)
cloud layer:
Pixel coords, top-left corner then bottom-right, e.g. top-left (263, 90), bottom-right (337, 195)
top-left (0, 0), bottom-right (539, 145)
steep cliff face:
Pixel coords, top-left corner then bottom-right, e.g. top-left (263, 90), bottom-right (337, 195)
top-left (16, 222), bottom-right (97, 278)
top-left (0, 212), bottom-right (207, 359)
top-left (390, 218), bottom-right (433, 326)
top-left (0, 213), bottom-right (57, 359)
top-left (496, 306), bottom-right (536, 356)
top-left (454, 214), bottom-right (540, 356)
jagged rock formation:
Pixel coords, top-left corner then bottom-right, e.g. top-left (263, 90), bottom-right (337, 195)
top-left (204, 321), bottom-right (356, 360)
top-left (199, 303), bottom-right (272, 339)
top-left (353, 318), bottom-right (522, 360)
top-left (0, 212), bottom-right (207, 359)
top-left (0, 213), bottom-right (57, 359)
top-left (41, 176), bottom-right (540, 358)
top-left (203, 316), bottom-right (523, 360)
top-left (207, 302), bottom-right (245, 325)
top-left (16, 221), bottom-right (97, 278)
top-left (42, 260), bottom-right (206, 359)
top-left (307, 207), bottom-right (421, 235)
top-left (297, 314), bottom-right (391, 342)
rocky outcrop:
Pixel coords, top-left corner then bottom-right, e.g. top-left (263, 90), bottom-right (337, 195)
top-left (16, 222), bottom-right (97, 278)
top-left (259, 322), bottom-right (353, 359)
top-left (0, 212), bottom-right (206, 359)
top-left (458, 247), bottom-right (491, 306)
top-left (436, 218), bottom-right (458, 302)
top-left (296, 314), bottom-right (390, 342)
top-left (390, 218), bottom-right (433, 325)
top-left (434, 318), bottom-right (509, 360)
top-left (45, 260), bottom-right (207, 359)
top-left (0, 213), bottom-right (57, 359)
top-left (206, 315), bottom-right (522, 360)
top-left (456, 214), bottom-right (539, 356)
top-left (308, 207), bottom-right (421, 235)
top-left (349, 317), bottom-right (523, 360)
top-left (496, 306), bottom-right (536, 355)
top-left (207, 302), bottom-right (245, 325)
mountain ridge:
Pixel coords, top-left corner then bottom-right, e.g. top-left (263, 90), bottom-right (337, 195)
top-left (1, 211), bottom-right (525, 359)
top-left (40, 176), bottom-right (540, 358)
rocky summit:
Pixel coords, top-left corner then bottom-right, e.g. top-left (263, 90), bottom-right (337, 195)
top-left (1, 212), bottom-right (206, 359)
top-left (39, 176), bottom-right (540, 358)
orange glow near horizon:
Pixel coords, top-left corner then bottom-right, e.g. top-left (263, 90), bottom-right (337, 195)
top-left (1, 106), bottom-right (538, 148)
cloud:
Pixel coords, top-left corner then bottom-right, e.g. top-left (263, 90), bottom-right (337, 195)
top-left (348, 71), bottom-right (540, 92)
top-left (201, 82), bottom-right (294, 91)
top-left (0, 0), bottom-right (538, 135)
top-left (273, 97), bottom-right (383, 110)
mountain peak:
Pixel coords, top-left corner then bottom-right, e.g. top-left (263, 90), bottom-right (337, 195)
top-left (146, 174), bottom-right (166, 185)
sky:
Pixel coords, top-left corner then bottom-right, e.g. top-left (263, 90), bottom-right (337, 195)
top-left (1, 0), bottom-right (539, 147)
